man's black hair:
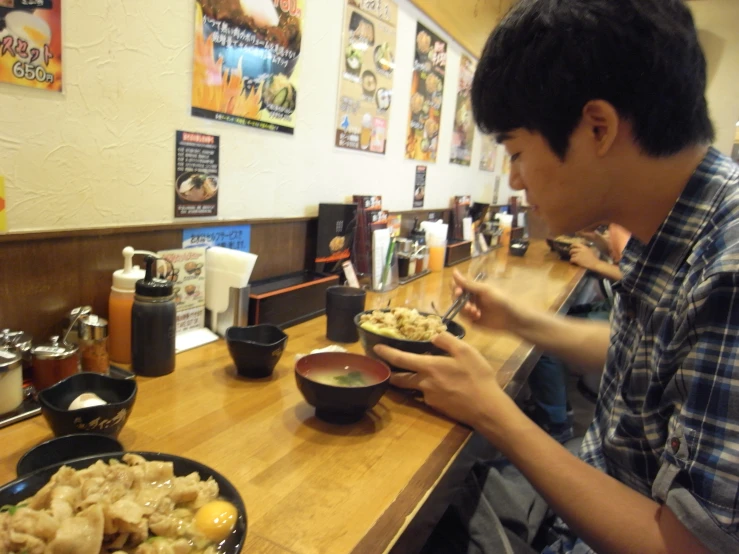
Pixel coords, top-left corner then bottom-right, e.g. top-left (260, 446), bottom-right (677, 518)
top-left (471, 0), bottom-right (715, 159)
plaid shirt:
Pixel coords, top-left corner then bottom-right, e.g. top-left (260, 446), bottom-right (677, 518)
top-left (578, 148), bottom-right (739, 552)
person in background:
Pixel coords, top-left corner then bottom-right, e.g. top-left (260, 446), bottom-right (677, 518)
top-left (376, 0), bottom-right (739, 552)
top-left (527, 224), bottom-right (629, 442)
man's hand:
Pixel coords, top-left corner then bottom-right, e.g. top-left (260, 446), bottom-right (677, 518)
top-left (375, 333), bottom-right (509, 427)
top-left (452, 271), bottom-right (522, 332)
top-left (569, 243), bottom-right (600, 270)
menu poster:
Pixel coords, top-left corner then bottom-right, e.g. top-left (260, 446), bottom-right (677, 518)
top-left (0, 175), bottom-right (6, 231)
top-left (413, 165), bottom-right (426, 208)
top-left (191, 0), bottom-right (304, 134)
top-left (479, 134), bottom-right (497, 172)
top-left (182, 224), bottom-right (251, 252)
top-left (175, 131), bottom-right (219, 219)
top-left (335, 0), bottom-right (397, 154)
top-left (315, 203), bottom-right (357, 264)
top-left (502, 153), bottom-right (512, 175)
top-left (0, 0), bottom-right (62, 91)
top-left (450, 55), bottom-right (476, 166)
top-left (405, 22), bottom-right (446, 162)
top-left (157, 247), bottom-right (207, 334)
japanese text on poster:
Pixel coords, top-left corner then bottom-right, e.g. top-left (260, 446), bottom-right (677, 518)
top-left (450, 55), bottom-right (476, 166)
top-left (0, 0), bottom-right (61, 91)
top-left (335, 0), bottom-right (397, 154)
top-left (413, 165), bottom-right (426, 208)
top-left (175, 131), bottom-right (219, 218)
top-left (183, 224), bottom-right (251, 253)
top-left (191, 0), bottom-right (304, 135)
top-left (405, 22), bottom-right (446, 162)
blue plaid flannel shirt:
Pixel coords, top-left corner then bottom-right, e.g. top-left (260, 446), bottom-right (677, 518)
top-left (574, 148), bottom-right (739, 552)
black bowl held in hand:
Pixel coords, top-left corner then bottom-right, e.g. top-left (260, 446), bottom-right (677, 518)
top-left (226, 324), bottom-right (288, 378)
top-left (354, 309), bottom-right (466, 371)
top-left (38, 373), bottom-right (137, 438)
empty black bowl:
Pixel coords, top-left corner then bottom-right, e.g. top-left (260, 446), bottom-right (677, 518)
top-left (295, 352), bottom-right (391, 423)
top-left (0, 452), bottom-right (247, 552)
top-left (226, 325), bottom-right (288, 378)
top-left (354, 309), bottom-right (466, 371)
top-left (16, 433), bottom-right (123, 477)
top-left (38, 373), bottom-right (137, 438)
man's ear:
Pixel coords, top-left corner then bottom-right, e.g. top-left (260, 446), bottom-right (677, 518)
top-left (581, 100), bottom-right (619, 156)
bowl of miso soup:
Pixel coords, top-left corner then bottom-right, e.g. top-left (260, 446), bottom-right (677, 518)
top-left (295, 352), bottom-right (391, 423)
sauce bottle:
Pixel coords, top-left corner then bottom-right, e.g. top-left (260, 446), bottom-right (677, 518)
top-left (131, 256), bottom-right (176, 377)
top-left (108, 247), bottom-right (155, 365)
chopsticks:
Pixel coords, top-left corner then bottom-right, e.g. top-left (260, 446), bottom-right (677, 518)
top-left (442, 272), bottom-right (487, 321)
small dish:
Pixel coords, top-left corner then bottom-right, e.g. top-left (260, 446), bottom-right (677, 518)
top-left (16, 433), bottom-right (123, 477)
top-left (295, 352), bottom-right (390, 423)
top-left (226, 325), bottom-right (288, 378)
top-left (38, 372), bottom-right (137, 438)
top-left (509, 239), bottom-right (529, 257)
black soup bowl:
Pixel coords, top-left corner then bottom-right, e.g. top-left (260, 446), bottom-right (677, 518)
top-left (226, 324), bottom-right (288, 378)
top-left (0, 452), bottom-right (247, 553)
top-left (354, 309), bottom-right (466, 371)
top-left (38, 372), bottom-right (137, 438)
top-left (295, 352), bottom-right (391, 423)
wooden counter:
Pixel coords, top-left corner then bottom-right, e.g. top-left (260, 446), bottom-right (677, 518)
top-left (0, 241), bottom-right (584, 554)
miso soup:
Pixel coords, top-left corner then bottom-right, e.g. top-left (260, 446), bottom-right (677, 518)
top-left (307, 367), bottom-right (380, 387)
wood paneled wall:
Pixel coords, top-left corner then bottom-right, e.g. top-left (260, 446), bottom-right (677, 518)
top-left (0, 211), bottom-right (447, 342)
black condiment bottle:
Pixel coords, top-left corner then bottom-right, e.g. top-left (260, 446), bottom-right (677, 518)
top-left (409, 218), bottom-right (426, 247)
top-left (131, 256), bottom-right (176, 377)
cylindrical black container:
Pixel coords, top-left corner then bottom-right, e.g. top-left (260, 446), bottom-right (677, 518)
top-left (398, 255), bottom-right (411, 279)
top-left (326, 286), bottom-right (367, 343)
top-left (131, 257), bottom-right (176, 377)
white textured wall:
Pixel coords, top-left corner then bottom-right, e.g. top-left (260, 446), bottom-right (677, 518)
top-left (0, 0), bottom-right (509, 233)
top-left (691, 0), bottom-right (739, 156)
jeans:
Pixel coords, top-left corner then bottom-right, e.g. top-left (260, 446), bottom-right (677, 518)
top-left (420, 434), bottom-right (585, 554)
top-left (527, 301), bottom-right (611, 427)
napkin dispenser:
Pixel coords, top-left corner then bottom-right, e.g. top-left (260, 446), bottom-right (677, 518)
top-left (205, 247), bottom-right (258, 337)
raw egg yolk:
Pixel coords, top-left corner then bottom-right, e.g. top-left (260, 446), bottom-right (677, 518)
top-left (194, 500), bottom-right (237, 541)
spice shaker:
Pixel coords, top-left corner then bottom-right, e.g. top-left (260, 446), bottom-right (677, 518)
top-left (131, 256), bottom-right (176, 377)
top-left (31, 336), bottom-right (80, 392)
top-left (1, 329), bottom-right (33, 382)
top-left (63, 306), bottom-right (92, 345)
top-left (0, 349), bottom-right (23, 415)
top-left (79, 315), bottom-right (110, 375)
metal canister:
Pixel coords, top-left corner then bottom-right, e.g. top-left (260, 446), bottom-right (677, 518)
top-left (0, 349), bottom-right (23, 415)
top-left (1, 329), bottom-right (33, 382)
top-left (79, 315), bottom-right (110, 375)
top-left (31, 336), bottom-right (80, 392)
top-left (64, 306), bottom-right (93, 345)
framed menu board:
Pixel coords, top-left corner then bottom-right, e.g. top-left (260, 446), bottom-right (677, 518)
top-left (335, 0), bottom-right (398, 154)
top-left (405, 22), bottom-right (447, 163)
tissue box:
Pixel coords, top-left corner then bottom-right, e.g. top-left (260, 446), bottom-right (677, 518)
top-left (248, 271), bottom-right (340, 328)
